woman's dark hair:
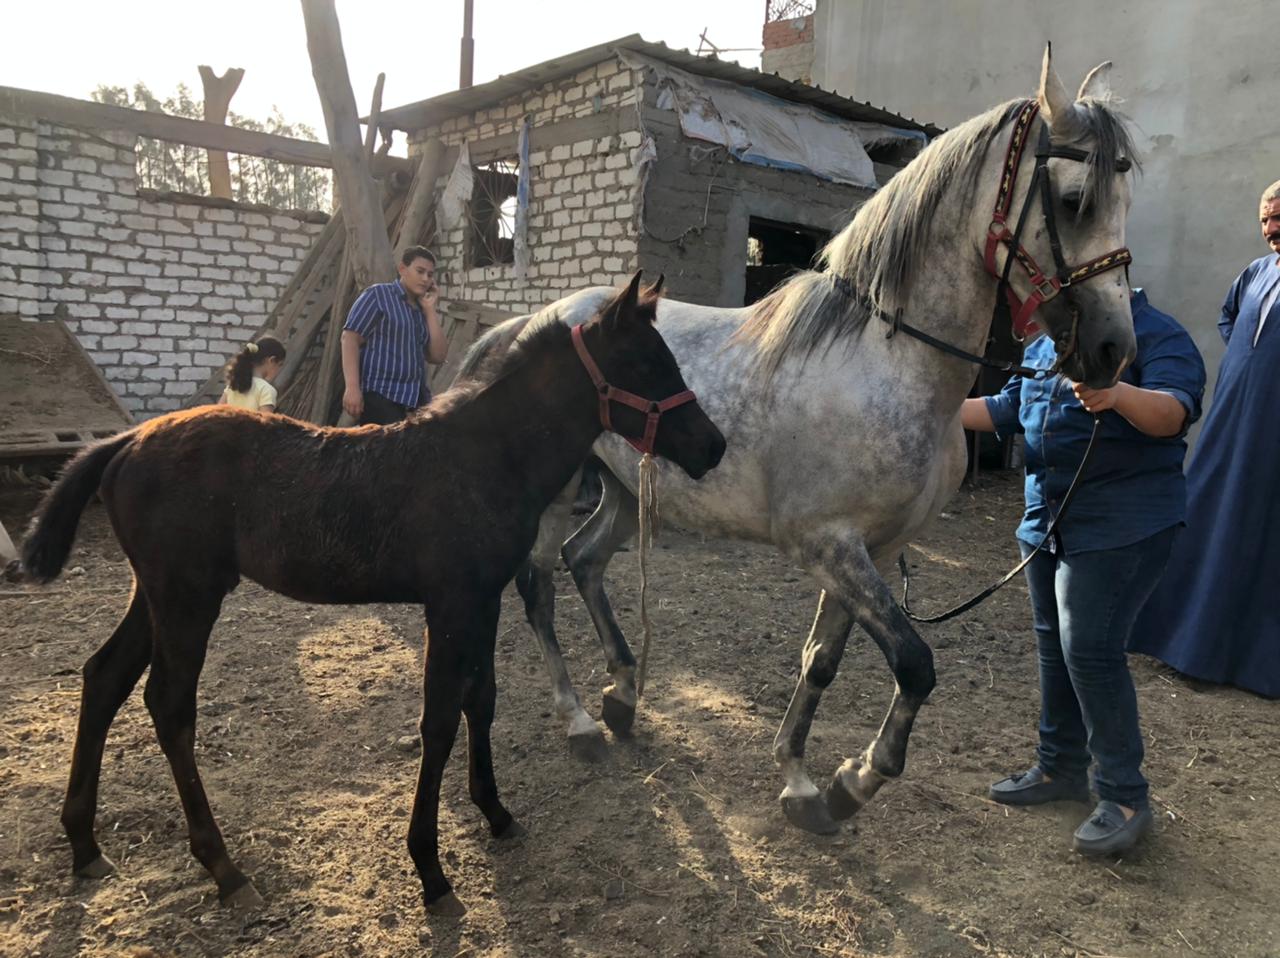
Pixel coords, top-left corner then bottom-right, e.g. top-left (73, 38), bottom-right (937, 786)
top-left (401, 245), bottom-right (436, 267)
top-left (224, 336), bottom-right (286, 394)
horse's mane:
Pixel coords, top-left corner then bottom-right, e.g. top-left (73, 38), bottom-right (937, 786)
top-left (736, 96), bottom-right (1137, 379)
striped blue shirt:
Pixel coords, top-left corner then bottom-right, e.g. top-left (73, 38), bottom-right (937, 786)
top-left (343, 279), bottom-right (430, 407)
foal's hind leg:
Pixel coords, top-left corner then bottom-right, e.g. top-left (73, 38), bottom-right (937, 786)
top-left (789, 531), bottom-right (936, 827)
top-left (62, 583), bottom-right (153, 877)
top-left (462, 607), bottom-right (523, 840)
top-left (562, 467), bottom-right (640, 737)
top-left (515, 469), bottom-right (609, 762)
top-left (145, 592), bottom-right (259, 907)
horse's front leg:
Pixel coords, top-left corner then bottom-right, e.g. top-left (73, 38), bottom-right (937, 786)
top-left (515, 470), bottom-right (610, 762)
top-left (798, 531), bottom-right (936, 825)
top-left (562, 466), bottom-right (640, 737)
top-left (773, 590), bottom-right (855, 834)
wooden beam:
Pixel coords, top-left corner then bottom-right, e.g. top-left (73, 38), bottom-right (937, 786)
top-left (0, 85), bottom-right (409, 177)
top-left (198, 65), bottom-right (245, 199)
top-left (394, 137), bottom-right (445, 254)
top-left (301, 0), bottom-right (395, 290)
top-left (363, 73), bottom-right (385, 159)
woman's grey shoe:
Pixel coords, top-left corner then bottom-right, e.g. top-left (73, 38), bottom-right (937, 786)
top-left (1073, 801), bottom-right (1153, 856)
top-left (989, 766), bottom-right (1091, 806)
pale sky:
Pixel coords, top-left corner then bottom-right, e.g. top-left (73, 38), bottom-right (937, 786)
top-left (4, 0), bottom-right (765, 147)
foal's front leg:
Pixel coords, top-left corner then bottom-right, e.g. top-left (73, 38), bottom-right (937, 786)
top-left (775, 531), bottom-right (936, 833)
top-left (409, 597), bottom-right (513, 917)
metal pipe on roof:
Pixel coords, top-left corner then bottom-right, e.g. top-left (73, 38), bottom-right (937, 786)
top-left (460, 0), bottom-right (475, 89)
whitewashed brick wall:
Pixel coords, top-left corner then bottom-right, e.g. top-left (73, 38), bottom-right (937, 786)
top-left (0, 112), bottom-right (328, 417)
top-left (408, 57), bottom-right (644, 315)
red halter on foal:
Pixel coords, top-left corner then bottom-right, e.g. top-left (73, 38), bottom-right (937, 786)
top-left (571, 324), bottom-right (697, 456)
top-left (984, 99), bottom-right (1133, 340)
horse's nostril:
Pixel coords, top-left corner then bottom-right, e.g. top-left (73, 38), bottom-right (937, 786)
top-left (1100, 340), bottom-right (1124, 372)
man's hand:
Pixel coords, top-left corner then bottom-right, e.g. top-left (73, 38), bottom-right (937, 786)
top-left (419, 282), bottom-right (439, 316)
top-left (342, 385), bottom-right (364, 420)
top-left (1072, 381), bottom-right (1126, 413)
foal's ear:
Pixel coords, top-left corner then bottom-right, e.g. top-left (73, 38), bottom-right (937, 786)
top-left (1038, 42), bottom-right (1080, 138)
top-left (644, 273), bottom-right (665, 299)
top-left (605, 270), bottom-right (645, 332)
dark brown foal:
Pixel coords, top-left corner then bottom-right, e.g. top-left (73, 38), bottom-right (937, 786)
top-left (23, 273), bottom-right (725, 916)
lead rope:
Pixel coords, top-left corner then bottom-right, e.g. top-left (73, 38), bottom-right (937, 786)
top-left (635, 452), bottom-right (659, 697)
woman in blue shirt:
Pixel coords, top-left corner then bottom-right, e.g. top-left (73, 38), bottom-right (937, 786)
top-left (961, 289), bottom-right (1205, 857)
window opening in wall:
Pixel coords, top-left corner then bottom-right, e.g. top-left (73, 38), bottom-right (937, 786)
top-left (744, 217), bottom-right (829, 306)
top-left (468, 156), bottom-right (519, 268)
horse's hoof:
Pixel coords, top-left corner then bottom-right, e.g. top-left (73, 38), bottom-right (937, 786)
top-left (601, 693), bottom-right (636, 738)
top-left (781, 794), bottom-right (840, 835)
top-left (494, 818), bottom-right (526, 841)
top-left (74, 854), bottom-right (117, 880)
top-left (569, 729), bottom-right (609, 763)
top-left (424, 891), bottom-right (467, 918)
top-left (825, 774), bottom-right (865, 822)
top-left (221, 881), bottom-right (265, 910)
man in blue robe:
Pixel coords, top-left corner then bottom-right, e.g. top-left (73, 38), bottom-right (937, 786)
top-left (1129, 180), bottom-right (1280, 698)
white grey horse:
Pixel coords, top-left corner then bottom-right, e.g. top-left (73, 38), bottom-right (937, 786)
top-left (458, 49), bottom-right (1138, 834)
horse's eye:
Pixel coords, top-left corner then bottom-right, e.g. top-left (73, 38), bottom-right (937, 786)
top-left (1061, 193), bottom-right (1084, 216)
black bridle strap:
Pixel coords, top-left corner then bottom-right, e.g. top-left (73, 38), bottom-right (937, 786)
top-left (898, 413), bottom-right (1102, 623)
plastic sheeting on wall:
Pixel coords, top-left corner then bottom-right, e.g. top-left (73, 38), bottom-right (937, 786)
top-left (621, 51), bottom-right (925, 189)
top-left (513, 118), bottom-right (531, 279)
top-left (438, 141), bottom-right (474, 232)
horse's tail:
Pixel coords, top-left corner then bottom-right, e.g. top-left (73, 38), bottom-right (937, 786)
top-left (454, 315), bottom-right (534, 385)
top-left (22, 431), bottom-right (134, 583)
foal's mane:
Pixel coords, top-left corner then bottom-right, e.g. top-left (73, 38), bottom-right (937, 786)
top-left (736, 96), bottom-right (1136, 379)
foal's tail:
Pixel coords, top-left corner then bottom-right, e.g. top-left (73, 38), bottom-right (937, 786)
top-left (22, 431), bottom-right (134, 583)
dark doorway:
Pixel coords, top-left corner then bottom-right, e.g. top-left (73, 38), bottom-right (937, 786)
top-left (744, 217), bottom-right (829, 306)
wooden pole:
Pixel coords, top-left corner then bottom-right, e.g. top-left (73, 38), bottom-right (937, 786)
top-left (300, 0), bottom-right (395, 290)
top-left (197, 65), bottom-right (245, 199)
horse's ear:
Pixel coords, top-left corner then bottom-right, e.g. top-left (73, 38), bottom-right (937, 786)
top-left (1037, 42), bottom-right (1079, 137)
top-left (645, 273), bottom-right (665, 299)
top-left (1077, 60), bottom-right (1113, 102)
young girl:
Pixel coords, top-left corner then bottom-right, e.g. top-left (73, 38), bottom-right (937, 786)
top-left (219, 336), bottom-right (287, 413)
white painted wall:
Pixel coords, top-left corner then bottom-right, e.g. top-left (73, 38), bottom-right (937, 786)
top-left (811, 0), bottom-right (1280, 407)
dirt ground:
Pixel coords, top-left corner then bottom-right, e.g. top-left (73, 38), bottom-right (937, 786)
top-left (2, 470), bottom-right (1278, 958)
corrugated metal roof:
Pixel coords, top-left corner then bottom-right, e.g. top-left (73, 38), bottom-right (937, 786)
top-left (373, 34), bottom-right (944, 137)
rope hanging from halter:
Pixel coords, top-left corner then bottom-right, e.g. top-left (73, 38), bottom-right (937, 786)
top-left (635, 452), bottom-right (659, 697)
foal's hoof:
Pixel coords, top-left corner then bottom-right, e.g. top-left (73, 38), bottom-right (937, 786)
top-left (424, 891), bottom-right (467, 918)
top-left (221, 881), bottom-right (265, 910)
top-left (494, 818), bottom-right (527, 841)
top-left (74, 854), bottom-right (117, 880)
top-left (781, 793), bottom-right (840, 835)
top-left (601, 693), bottom-right (636, 738)
top-left (569, 729), bottom-right (609, 763)
top-left (824, 774), bottom-right (865, 822)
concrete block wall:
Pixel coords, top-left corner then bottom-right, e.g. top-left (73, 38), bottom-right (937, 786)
top-left (0, 112), bottom-right (328, 417)
top-left (408, 58), bottom-right (645, 315)
top-left (635, 82), bottom-right (873, 308)
top-left (762, 15), bottom-right (815, 85)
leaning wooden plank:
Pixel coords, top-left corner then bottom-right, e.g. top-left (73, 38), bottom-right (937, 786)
top-left (306, 246), bottom-right (355, 424)
top-left (0, 518), bottom-right (16, 566)
top-left (394, 138), bottom-right (445, 254)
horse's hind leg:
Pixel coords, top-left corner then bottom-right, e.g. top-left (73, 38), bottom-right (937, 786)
top-left (773, 590), bottom-right (855, 834)
top-left (515, 468), bottom-right (609, 762)
top-left (562, 467), bottom-right (639, 737)
top-left (797, 531), bottom-right (936, 826)
top-left (144, 590), bottom-right (259, 907)
top-left (62, 582), bottom-right (153, 877)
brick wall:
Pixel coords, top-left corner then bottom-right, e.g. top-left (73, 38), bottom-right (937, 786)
top-left (0, 113), bottom-right (328, 417)
top-left (762, 15), bottom-right (815, 84)
top-left (408, 58), bottom-right (645, 315)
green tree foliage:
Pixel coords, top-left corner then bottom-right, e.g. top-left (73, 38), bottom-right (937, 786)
top-left (92, 82), bottom-right (332, 211)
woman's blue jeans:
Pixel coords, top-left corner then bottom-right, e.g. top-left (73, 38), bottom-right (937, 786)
top-left (1020, 527), bottom-right (1177, 810)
